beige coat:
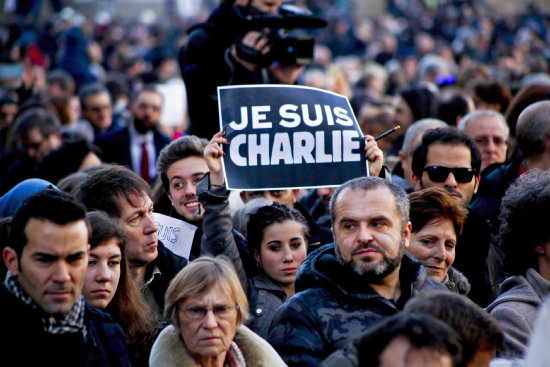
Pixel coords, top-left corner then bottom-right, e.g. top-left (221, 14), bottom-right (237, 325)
top-left (149, 324), bottom-right (287, 367)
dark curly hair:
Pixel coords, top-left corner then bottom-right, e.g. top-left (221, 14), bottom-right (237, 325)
top-left (246, 202), bottom-right (309, 255)
top-left (498, 169), bottom-right (550, 275)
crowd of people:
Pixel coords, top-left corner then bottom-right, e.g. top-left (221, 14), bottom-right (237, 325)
top-left (2, 0), bottom-right (550, 366)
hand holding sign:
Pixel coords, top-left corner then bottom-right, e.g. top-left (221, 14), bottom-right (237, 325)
top-left (218, 85), bottom-right (382, 190)
top-left (204, 131), bottom-right (228, 187)
top-left (364, 134), bottom-right (383, 177)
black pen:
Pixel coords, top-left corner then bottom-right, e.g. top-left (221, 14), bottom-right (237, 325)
top-left (374, 125), bottom-right (401, 141)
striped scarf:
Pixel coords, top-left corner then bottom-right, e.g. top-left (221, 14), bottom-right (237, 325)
top-left (5, 272), bottom-right (87, 337)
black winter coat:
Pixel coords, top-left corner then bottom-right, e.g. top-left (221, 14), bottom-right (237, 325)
top-left (0, 284), bottom-right (131, 366)
top-left (179, 3), bottom-right (263, 139)
top-left (267, 244), bottom-right (447, 367)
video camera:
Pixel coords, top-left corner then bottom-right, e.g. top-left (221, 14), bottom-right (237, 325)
top-left (233, 5), bottom-right (327, 67)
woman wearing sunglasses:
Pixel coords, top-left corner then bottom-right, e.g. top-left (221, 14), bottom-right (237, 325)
top-left (406, 188), bottom-right (470, 294)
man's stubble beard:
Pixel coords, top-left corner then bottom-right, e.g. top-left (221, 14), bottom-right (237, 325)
top-left (335, 237), bottom-right (405, 283)
top-left (419, 178), bottom-right (471, 208)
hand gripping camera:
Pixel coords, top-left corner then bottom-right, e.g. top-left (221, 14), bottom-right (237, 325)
top-left (233, 5), bottom-right (327, 66)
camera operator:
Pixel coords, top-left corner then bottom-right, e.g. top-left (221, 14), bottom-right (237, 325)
top-left (179, 0), bottom-right (321, 139)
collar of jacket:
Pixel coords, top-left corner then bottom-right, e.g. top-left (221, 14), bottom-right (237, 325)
top-left (295, 243), bottom-right (428, 302)
top-left (250, 272), bottom-right (287, 296)
top-left (149, 324), bottom-right (286, 367)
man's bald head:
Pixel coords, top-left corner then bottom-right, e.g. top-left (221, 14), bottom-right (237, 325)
top-left (516, 101), bottom-right (550, 159)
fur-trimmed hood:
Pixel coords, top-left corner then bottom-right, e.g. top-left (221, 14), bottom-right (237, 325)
top-left (149, 324), bottom-right (287, 367)
top-left (445, 266), bottom-right (471, 295)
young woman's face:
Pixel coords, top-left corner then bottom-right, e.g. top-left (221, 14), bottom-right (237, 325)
top-left (255, 220), bottom-right (307, 286)
top-left (82, 239), bottom-right (122, 309)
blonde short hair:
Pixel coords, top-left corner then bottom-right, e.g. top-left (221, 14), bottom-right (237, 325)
top-left (164, 256), bottom-right (249, 328)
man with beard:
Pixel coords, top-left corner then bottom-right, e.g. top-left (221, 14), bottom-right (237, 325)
top-left (410, 127), bottom-right (496, 307)
top-left (267, 176), bottom-right (445, 367)
top-left (94, 85), bottom-right (170, 185)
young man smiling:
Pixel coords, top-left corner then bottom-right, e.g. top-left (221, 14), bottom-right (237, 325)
top-left (156, 135), bottom-right (210, 226)
top-left (156, 135), bottom-right (211, 259)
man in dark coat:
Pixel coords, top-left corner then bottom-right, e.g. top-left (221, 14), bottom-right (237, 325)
top-left (77, 165), bottom-right (187, 320)
top-left (1, 189), bottom-right (130, 366)
top-left (94, 85), bottom-right (170, 185)
top-left (267, 177), bottom-right (446, 367)
top-left (471, 101), bottom-right (550, 237)
top-left (179, 0), bottom-right (305, 139)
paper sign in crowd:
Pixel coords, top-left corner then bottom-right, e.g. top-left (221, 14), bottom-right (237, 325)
top-left (217, 85), bottom-right (367, 190)
top-left (154, 212), bottom-right (197, 259)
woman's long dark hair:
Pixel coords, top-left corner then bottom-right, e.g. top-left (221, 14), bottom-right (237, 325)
top-left (87, 211), bottom-right (161, 345)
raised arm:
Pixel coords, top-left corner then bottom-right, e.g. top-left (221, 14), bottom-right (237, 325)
top-left (197, 132), bottom-right (248, 289)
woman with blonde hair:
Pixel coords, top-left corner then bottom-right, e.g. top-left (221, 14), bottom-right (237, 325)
top-left (150, 256), bottom-right (286, 367)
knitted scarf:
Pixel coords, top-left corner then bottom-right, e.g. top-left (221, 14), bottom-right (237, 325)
top-left (5, 272), bottom-right (87, 337)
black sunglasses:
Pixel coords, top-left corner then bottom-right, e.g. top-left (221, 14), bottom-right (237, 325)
top-left (424, 166), bottom-right (476, 183)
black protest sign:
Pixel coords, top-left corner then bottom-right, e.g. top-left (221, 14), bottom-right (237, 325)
top-left (218, 85), bottom-right (366, 190)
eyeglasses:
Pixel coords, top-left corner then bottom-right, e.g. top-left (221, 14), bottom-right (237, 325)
top-left (180, 304), bottom-right (239, 321)
top-left (474, 136), bottom-right (507, 147)
top-left (424, 166), bottom-right (476, 183)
